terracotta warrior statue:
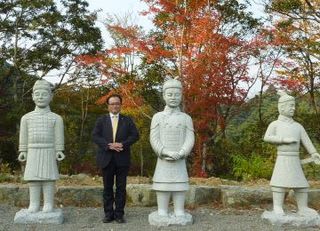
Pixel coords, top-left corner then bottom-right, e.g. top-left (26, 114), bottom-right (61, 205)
top-left (18, 79), bottom-right (65, 213)
top-left (264, 91), bottom-right (320, 216)
top-left (149, 78), bottom-right (195, 225)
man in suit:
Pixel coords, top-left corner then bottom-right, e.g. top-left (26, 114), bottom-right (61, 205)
top-left (92, 94), bottom-right (139, 223)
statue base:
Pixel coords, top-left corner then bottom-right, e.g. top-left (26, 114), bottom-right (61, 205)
top-left (14, 208), bottom-right (64, 224)
top-left (262, 210), bottom-right (320, 227)
top-left (148, 211), bottom-right (193, 226)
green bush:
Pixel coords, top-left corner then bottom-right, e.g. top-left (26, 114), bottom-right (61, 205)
top-left (232, 154), bottom-right (274, 181)
top-left (0, 163), bottom-right (22, 183)
top-left (302, 163), bottom-right (320, 180)
top-left (0, 163), bottom-right (11, 174)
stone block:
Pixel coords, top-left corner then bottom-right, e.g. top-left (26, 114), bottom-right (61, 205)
top-left (14, 208), bottom-right (63, 224)
top-left (308, 189), bottom-right (320, 209)
top-left (0, 184), bottom-right (19, 205)
top-left (127, 184), bottom-right (156, 206)
top-left (186, 185), bottom-right (220, 206)
top-left (14, 186), bottom-right (29, 207)
top-left (221, 185), bottom-right (272, 208)
top-left (286, 188), bottom-right (320, 210)
top-left (148, 211), bottom-right (193, 226)
top-left (262, 210), bottom-right (320, 227)
top-left (56, 186), bottom-right (103, 207)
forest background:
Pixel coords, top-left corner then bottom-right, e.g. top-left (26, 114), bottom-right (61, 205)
top-left (1, 0), bottom-right (320, 182)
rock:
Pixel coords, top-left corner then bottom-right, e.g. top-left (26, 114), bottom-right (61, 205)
top-left (70, 173), bottom-right (88, 181)
top-left (126, 184), bottom-right (156, 206)
top-left (221, 185), bottom-right (272, 208)
top-left (0, 184), bottom-right (28, 207)
top-left (284, 189), bottom-right (320, 210)
top-left (0, 184), bottom-right (19, 205)
top-left (305, 189), bottom-right (320, 209)
top-left (148, 211), bottom-right (193, 226)
top-left (186, 185), bottom-right (220, 206)
top-left (14, 208), bottom-right (64, 224)
top-left (1, 183), bottom-right (319, 209)
top-left (56, 186), bottom-right (103, 207)
top-left (14, 186), bottom-right (29, 207)
top-left (261, 210), bottom-right (320, 227)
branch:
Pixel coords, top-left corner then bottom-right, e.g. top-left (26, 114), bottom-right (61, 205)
top-left (122, 85), bottom-right (152, 120)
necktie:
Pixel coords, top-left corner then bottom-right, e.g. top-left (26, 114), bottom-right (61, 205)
top-left (111, 115), bottom-right (118, 142)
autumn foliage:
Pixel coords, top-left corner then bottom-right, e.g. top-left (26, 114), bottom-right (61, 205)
top-left (263, 0), bottom-right (320, 112)
top-left (77, 0), bottom-right (260, 177)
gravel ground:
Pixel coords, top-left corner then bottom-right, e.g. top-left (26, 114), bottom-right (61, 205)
top-left (0, 205), bottom-right (319, 231)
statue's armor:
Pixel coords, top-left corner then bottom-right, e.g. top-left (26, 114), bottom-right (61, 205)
top-left (150, 107), bottom-right (194, 191)
top-left (264, 115), bottom-right (317, 188)
top-left (160, 114), bottom-right (186, 151)
top-left (19, 108), bottom-right (64, 181)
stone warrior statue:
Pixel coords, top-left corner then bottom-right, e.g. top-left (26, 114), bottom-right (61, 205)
top-left (149, 78), bottom-right (195, 226)
top-left (17, 79), bottom-right (65, 214)
top-left (262, 91), bottom-right (320, 226)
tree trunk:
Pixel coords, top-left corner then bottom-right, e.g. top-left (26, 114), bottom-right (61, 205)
top-left (201, 143), bottom-right (207, 174)
top-left (140, 144), bottom-right (144, 176)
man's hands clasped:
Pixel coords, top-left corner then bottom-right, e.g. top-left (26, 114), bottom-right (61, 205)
top-left (108, 142), bottom-right (123, 152)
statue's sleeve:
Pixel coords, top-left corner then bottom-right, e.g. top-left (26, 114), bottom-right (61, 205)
top-left (55, 115), bottom-right (64, 151)
top-left (180, 115), bottom-right (195, 156)
top-left (150, 113), bottom-right (164, 156)
top-left (300, 125), bottom-right (317, 154)
top-left (263, 121), bottom-right (283, 144)
top-left (19, 115), bottom-right (28, 152)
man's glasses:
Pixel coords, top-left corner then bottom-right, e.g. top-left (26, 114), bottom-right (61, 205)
top-left (108, 103), bottom-right (121, 106)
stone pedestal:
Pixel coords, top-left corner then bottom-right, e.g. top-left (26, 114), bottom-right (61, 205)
top-left (14, 209), bottom-right (64, 224)
top-left (148, 211), bottom-right (193, 226)
top-left (262, 210), bottom-right (320, 227)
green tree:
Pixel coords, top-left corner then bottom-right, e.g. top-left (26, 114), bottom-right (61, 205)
top-left (264, 0), bottom-right (320, 113)
top-left (0, 0), bottom-right (103, 170)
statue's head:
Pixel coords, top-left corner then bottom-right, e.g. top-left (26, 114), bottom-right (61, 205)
top-left (32, 79), bottom-right (53, 108)
top-left (162, 78), bottom-right (182, 108)
top-left (277, 91), bottom-right (295, 117)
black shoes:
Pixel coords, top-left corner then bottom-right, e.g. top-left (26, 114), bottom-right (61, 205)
top-left (103, 216), bottom-right (114, 223)
top-left (103, 216), bottom-right (125, 223)
top-left (115, 217), bottom-right (125, 223)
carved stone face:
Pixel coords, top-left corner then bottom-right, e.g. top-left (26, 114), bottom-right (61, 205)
top-left (32, 89), bottom-right (52, 108)
top-left (279, 100), bottom-right (295, 117)
top-left (163, 88), bottom-right (182, 108)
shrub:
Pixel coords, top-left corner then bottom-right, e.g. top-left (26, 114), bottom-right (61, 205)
top-left (232, 154), bottom-right (274, 181)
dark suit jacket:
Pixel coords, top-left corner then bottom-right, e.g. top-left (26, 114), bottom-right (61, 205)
top-left (92, 114), bottom-right (139, 169)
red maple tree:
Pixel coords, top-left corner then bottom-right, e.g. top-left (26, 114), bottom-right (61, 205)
top-left (77, 0), bottom-right (261, 176)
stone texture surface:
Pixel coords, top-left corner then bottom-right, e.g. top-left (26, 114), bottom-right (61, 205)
top-left (0, 184), bottom-right (19, 206)
top-left (0, 184), bottom-right (28, 207)
top-left (309, 189), bottom-right (320, 209)
top-left (221, 185), bottom-right (272, 208)
top-left (14, 187), bottom-right (29, 207)
top-left (14, 208), bottom-right (63, 224)
top-left (127, 184), bottom-right (157, 206)
top-left (262, 210), bottom-right (320, 227)
top-left (148, 211), bottom-right (193, 226)
top-left (56, 186), bottom-right (103, 207)
top-left (1, 184), bottom-right (320, 209)
top-left (186, 185), bottom-right (221, 206)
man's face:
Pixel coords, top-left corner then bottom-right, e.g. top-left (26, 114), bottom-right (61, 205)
top-left (280, 100), bottom-right (295, 117)
top-left (107, 96), bottom-right (122, 114)
top-left (163, 88), bottom-right (182, 108)
top-left (32, 89), bottom-right (52, 108)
